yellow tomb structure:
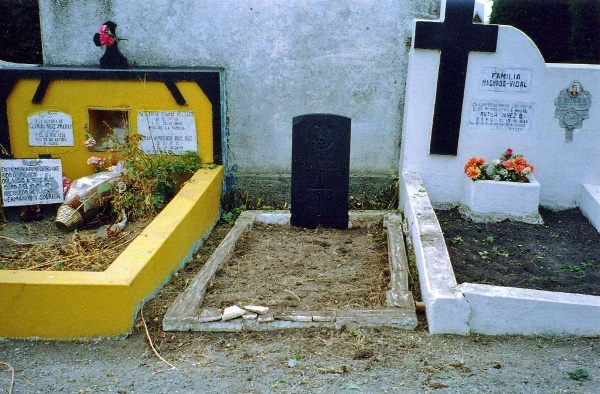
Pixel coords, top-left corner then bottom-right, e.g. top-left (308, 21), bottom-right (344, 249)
top-left (0, 67), bottom-right (223, 338)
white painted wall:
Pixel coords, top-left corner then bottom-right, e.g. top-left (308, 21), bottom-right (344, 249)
top-left (38, 0), bottom-right (440, 194)
top-left (401, 24), bottom-right (600, 210)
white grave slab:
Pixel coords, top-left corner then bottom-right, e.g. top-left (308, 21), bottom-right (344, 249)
top-left (137, 111), bottom-right (198, 154)
top-left (0, 159), bottom-right (64, 206)
top-left (27, 111), bottom-right (74, 146)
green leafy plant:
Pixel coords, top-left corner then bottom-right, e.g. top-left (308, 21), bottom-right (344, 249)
top-left (560, 264), bottom-right (584, 273)
top-left (100, 134), bottom-right (207, 221)
top-left (568, 368), bottom-right (589, 381)
top-left (560, 262), bottom-right (600, 275)
top-left (450, 235), bottom-right (464, 245)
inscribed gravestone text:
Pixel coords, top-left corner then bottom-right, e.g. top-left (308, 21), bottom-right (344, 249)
top-left (137, 111), bottom-right (198, 154)
top-left (480, 68), bottom-right (531, 93)
top-left (291, 114), bottom-right (351, 229)
top-left (468, 100), bottom-right (533, 132)
top-left (0, 159), bottom-right (64, 206)
top-left (27, 111), bottom-right (74, 146)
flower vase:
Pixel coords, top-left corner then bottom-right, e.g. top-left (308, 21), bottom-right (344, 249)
top-left (461, 175), bottom-right (542, 223)
top-left (99, 43), bottom-right (128, 69)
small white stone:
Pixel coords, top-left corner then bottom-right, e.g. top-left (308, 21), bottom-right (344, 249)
top-left (243, 305), bottom-right (270, 315)
top-left (198, 308), bottom-right (222, 322)
top-left (242, 313), bottom-right (258, 320)
top-left (257, 313), bottom-right (275, 323)
top-left (222, 305), bottom-right (247, 321)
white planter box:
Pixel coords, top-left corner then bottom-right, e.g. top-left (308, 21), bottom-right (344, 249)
top-left (461, 175), bottom-right (542, 223)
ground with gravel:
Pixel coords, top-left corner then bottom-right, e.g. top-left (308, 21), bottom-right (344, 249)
top-left (1, 213), bottom-right (600, 393)
top-left (1, 326), bottom-right (599, 393)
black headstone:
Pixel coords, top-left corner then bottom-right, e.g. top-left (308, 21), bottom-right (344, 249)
top-left (291, 114), bottom-right (351, 229)
top-left (414, 0), bottom-right (498, 155)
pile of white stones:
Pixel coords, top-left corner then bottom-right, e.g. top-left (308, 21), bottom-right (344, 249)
top-left (198, 305), bottom-right (340, 324)
top-left (200, 305), bottom-right (273, 323)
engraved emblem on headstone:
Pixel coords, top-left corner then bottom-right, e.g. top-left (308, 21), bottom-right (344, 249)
top-left (309, 123), bottom-right (335, 151)
top-left (554, 80), bottom-right (592, 141)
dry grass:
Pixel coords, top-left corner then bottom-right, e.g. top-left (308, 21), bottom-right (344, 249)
top-left (0, 219), bottom-right (147, 271)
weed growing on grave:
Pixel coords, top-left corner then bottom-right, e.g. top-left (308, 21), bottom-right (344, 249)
top-left (87, 133), bottom-right (211, 222)
top-left (450, 235), bottom-right (464, 245)
top-left (560, 261), bottom-right (600, 276)
top-left (219, 188), bottom-right (292, 224)
top-left (110, 134), bottom-right (210, 220)
top-left (349, 180), bottom-right (399, 210)
top-left (220, 180), bottom-right (399, 225)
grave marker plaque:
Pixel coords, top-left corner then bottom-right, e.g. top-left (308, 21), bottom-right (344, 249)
top-left (0, 159), bottom-right (64, 206)
top-left (137, 110), bottom-right (198, 154)
top-left (468, 100), bottom-right (533, 132)
top-left (291, 114), bottom-right (351, 229)
top-left (27, 111), bottom-right (74, 146)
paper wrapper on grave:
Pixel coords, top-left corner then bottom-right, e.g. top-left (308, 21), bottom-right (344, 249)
top-left (55, 172), bottom-right (121, 231)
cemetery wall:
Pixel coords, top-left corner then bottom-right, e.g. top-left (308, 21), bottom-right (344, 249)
top-left (401, 25), bottom-right (600, 210)
top-left (38, 0), bottom-right (441, 201)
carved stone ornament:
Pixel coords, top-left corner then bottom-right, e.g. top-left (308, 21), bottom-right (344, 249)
top-left (554, 80), bottom-right (592, 141)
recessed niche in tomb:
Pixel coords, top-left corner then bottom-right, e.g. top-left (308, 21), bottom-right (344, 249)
top-left (87, 109), bottom-right (129, 151)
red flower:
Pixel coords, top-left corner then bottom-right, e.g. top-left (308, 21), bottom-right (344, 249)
top-left (506, 148), bottom-right (513, 157)
top-left (99, 25), bottom-right (115, 47)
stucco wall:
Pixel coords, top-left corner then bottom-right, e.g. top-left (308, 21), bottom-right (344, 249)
top-left (38, 0), bottom-right (440, 200)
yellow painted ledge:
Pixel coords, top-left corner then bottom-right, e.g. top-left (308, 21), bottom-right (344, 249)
top-left (0, 166), bottom-right (223, 339)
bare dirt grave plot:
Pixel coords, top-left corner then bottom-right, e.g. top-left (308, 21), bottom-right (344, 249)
top-left (202, 223), bottom-right (390, 313)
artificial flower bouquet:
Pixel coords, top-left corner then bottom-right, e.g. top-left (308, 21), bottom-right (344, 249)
top-left (464, 148), bottom-right (534, 183)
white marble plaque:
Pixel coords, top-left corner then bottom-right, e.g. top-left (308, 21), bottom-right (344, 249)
top-left (0, 159), bottom-right (64, 206)
top-left (468, 100), bottom-right (533, 132)
top-left (480, 68), bottom-right (531, 92)
top-left (27, 111), bottom-right (74, 146)
top-left (137, 111), bottom-right (198, 154)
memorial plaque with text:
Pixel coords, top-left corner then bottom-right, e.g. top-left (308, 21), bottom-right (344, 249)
top-left (27, 111), bottom-right (74, 146)
top-left (291, 114), bottom-right (351, 229)
top-left (137, 111), bottom-right (198, 154)
top-left (468, 100), bottom-right (533, 132)
top-left (480, 67), bottom-right (531, 92)
top-left (0, 159), bottom-right (64, 206)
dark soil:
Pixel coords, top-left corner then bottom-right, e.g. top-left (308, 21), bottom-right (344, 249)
top-left (436, 208), bottom-right (600, 295)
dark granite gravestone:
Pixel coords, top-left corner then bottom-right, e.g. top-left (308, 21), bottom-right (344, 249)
top-left (291, 114), bottom-right (351, 229)
top-left (414, 0), bottom-right (498, 155)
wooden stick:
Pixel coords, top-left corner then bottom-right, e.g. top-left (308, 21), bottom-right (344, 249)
top-left (140, 304), bottom-right (177, 370)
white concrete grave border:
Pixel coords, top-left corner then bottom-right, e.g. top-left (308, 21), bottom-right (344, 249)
top-left (163, 210), bottom-right (417, 332)
top-left (401, 171), bottom-right (600, 336)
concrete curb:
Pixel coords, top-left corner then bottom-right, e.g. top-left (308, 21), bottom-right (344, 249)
top-left (163, 210), bottom-right (417, 332)
top-left (0, 167), bottom-right (223, 339)
top-left (401, 171), bottom-right (600, 336)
